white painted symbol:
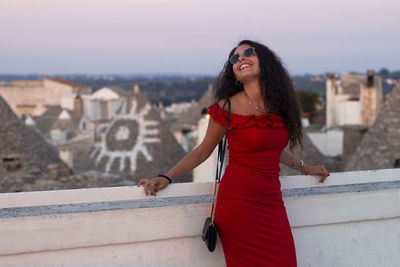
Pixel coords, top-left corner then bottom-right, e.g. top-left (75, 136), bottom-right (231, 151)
top-left (90, 99), bottom-right (160, 173)
top-left (114, 125), bottom-right (130, 141)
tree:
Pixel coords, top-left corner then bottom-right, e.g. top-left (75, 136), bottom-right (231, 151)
top-left (379, 68), bottom-right (390, 77)
top-left (296, 91), bottom-right (321, 116)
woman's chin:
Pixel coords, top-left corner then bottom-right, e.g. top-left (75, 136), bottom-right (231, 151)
top-left (238, 73), bottom-right (260, 83)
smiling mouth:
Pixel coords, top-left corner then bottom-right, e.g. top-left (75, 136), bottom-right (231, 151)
top-left (240, 64), bottom-right (251, 71)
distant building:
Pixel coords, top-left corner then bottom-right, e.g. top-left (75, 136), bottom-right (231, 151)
top-left (171, 85), bottom-right (215, 151)
top-left (326, 71), bottom-right (383, 128)
top-left (159, 101), bottom-right (193, 130)
top-left (87, 85), bottom-right (192, 183)
top-left (81, 85), bottom-right (132, 121)
top-left (0, 96), bottom-right (69, 192)
top-left (34, 107), bottom-right (88, 143)
top-left (0, 78), bottom-right (91, 118)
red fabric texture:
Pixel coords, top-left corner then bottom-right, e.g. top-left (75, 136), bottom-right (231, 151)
top-left (208, 103), bottom-right (297, 267)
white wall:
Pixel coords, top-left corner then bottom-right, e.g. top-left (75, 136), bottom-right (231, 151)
top-left (307, 130), bottom-right (343, 156)
top-left (50, 129), bottom-right (67, 142)
top-left (109, 100), bottom-right (122, 118)
top-left (43, 79), bottom-right (75, 107)
top-left (325, 78), bottom-right (336, 128)
top-left (59, 148), bottom-right (73, 167)
top-left (326, 77), bottom-right (364, 128)
top-left (338, 100), bottom-right (361, 125)
top-left (1, 169), bottom-right (400, 267)
top-left (81, 95), bottom-right (122, 121)
top-left (61, 94), bottom-right (76, 111)
top-left (193, 115), bottom-right (218, 182)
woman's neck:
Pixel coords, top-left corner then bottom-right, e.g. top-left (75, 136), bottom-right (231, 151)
top-left (243, 80), bottom-right (263, 101)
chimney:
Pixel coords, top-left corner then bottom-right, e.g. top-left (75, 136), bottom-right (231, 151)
top-left (326, 72), bottom-right (336, 80)
top-left (133, 83), bottom-right (140, 93)
top-left (74, 94), bottom-right (83, 115)
top-left (367, 70), bottom-right (374, 87)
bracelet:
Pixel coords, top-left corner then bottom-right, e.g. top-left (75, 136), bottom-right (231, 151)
top-left (293, 159), bottom-right (305, 174)
top-left (158, 174), bottom-right (172, 184)
top-left (299, 160), bottom-right (308, 175)
top-left (299, 160), bottom-right (304, 173)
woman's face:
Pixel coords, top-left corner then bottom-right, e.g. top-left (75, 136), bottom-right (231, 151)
top-left (231, 44), bottom-right (260, 83)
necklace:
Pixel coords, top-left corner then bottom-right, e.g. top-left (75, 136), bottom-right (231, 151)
top-left (242, 90), bottom-right (269, 114)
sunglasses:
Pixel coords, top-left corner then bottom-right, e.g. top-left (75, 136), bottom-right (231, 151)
top-left (229, 47), bottom-right (255, 64)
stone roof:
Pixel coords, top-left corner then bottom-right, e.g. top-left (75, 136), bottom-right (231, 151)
top-left (345, 82), bottom-right (400, 171)
top-left (1, 172), bottom-right (133, 193)
top-left (35, 107), bottom-right (82, 136)
top-left (88, 89), bottom-right (192, 183)
top-left (171, 85), bottom-right (214, 132)
top-left (106, 86), bottom-right (132, 97)
top-left (280, 133), bottom-right (340, 175)
top-left (45, 78), bottom-right (86, 89)
top-left (8, 80), bottom-right (44, 86)
top-left (0, 96), bottom-right (67, 188)
top-left (58, 134), bottom-right (95, 173)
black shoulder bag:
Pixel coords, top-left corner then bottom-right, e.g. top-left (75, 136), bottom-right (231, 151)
top-left (201, 98), bottom-right (231, 252)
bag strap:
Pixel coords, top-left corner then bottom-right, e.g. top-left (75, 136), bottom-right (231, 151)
top-left (210, 98), bottom-right (231, 225)
top-left (216, 98), bottom-right (231, 183)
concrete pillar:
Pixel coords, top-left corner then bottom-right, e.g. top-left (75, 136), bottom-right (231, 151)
top-left (326, 73), bottom-right (336, 128)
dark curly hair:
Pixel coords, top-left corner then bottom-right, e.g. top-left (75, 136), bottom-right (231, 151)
top-left (214, 40), bottom-right (303, 150)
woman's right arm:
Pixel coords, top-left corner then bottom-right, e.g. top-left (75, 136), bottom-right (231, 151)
top-left (138, 117), bottom-right (226, 196)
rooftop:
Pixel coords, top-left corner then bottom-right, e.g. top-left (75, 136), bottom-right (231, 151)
top-left (45, 78), bottom-right (87, 88)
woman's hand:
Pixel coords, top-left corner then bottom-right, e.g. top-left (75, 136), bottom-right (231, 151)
top-left (304, 165), bottom-right (330, 183)
top-left (137, 177), bottom-right (170, 196)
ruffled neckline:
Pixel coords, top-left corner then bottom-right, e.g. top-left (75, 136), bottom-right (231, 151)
top-left (208, 103), bottom-right (285, 129)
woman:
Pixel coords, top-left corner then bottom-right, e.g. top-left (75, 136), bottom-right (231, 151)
top-left (139, 40), bottom-right (329, 266)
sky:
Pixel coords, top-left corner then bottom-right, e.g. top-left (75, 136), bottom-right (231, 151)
top-left (0, 0), bottom-right (399, 75)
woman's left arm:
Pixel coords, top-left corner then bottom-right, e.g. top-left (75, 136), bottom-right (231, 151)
top-left (280, 150), bottom-right (330, 183)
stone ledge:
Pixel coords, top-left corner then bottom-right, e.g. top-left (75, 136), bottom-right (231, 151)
top-left (283, 180), bottom-right (400, 197)
top-left (2, 179), bottom-right (400, 219)
top-left (2, 169), bottom-right (400, 209)
top-left (0, 195), bottom-right (212, 219)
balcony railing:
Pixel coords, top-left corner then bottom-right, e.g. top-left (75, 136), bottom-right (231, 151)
top-left (1, 169), bottom-right (400, 267)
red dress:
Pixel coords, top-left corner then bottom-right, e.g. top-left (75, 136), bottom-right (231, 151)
top-left (208, 103), bottom-right (297, 267)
